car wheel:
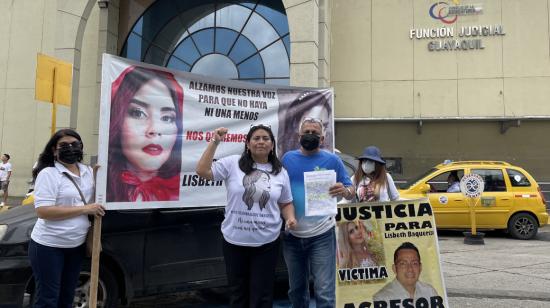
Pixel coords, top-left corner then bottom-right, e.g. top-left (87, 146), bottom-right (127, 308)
top-left (24, 263), bottom-right (119, 308)
top-left (73, 262), bottom-right (119, 308)
top-left (508, 213), bottom-right (538, 240)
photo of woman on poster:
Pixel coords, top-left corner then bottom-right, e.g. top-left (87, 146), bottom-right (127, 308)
top-left (242, 169), bottom-right (271, 210)
top-left (107, 66), bottom-right (184, 202)
top-left (277, 90), bottom-right (333, 156)
top-left (337, 220), bottom-right (385, 269)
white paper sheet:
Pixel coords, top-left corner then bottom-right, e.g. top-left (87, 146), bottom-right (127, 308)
top-left (304, 170), bottom-right (337, 216)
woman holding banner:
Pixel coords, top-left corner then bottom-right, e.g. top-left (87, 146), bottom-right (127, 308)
top-left (29, 129), bottom-right (105, 307)
top-left (107, 66), bottom-right (184, 202)
top-left (196, 124), bottom-right (297, 308)
top-left (338, 221), bottom-right (382, 269)
top-left (352, 146), bottom-right (399, 202)
top-left (277, 90), bottom-right (333, 156)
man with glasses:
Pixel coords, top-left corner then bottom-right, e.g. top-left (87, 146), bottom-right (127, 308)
top-left (373, 242), bottom-right (439, 303)
top-left (281, 117), bottom-right (354, 308)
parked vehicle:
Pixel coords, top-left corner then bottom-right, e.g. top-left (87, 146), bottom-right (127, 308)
top-left (0, 152), bottom-right (357, 307)
top-left (399, 160), bottom-right (549, 240)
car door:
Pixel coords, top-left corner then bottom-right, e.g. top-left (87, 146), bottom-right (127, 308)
top-left (505, 168), bottom-right (541, 212)
top-left (470, 168), bottom-right (513, 228)
top-left (425, 169), bottom-right (470, 228)
top-left (142, 206), bottom-right (226, 293)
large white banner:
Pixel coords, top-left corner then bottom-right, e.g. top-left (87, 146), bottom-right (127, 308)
top-left (96, 54), bottom-right (334, 210)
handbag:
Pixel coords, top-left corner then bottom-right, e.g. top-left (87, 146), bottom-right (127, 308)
top-left (62, 171), bottom-right (101, 257)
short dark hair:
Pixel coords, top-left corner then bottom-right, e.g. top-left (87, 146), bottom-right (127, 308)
top-left (394, 242), bottom-right (421, 264)
top-left (2, 154), bottom-right (9, 160)
top-left (449, 170), bottom-right (459, 181)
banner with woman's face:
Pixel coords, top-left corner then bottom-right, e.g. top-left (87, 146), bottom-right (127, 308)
top-left (96, 55), bottom-right (334, 210)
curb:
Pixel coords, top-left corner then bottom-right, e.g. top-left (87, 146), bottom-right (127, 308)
top-left (447, 288), bottom-right (550, 301)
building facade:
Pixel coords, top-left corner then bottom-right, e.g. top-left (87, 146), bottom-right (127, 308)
top-left (1, 0), bottom-right (550, 196)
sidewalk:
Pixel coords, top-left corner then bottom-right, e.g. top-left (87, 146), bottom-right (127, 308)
top-left (440, 226), bottom-right (550, 307)
top-left (0, 196), bottom-right (25, 211)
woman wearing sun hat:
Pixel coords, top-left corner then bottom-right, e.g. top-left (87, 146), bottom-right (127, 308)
top-left (352, 146), bottom-right (399, 202)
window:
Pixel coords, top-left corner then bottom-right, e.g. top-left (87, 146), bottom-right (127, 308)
top-left (400, 168), bottom-right (438, 190)
top-left (506, 169), bottom-right (531, 187)
top-left (120, 0), bottom-right (290, 85)
top-left (471, 169), bottom-right (507, 192)
top-left (426, 170), bottom-right (464, 193)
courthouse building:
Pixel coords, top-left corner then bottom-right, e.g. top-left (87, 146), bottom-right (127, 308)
top-left (2, 0), bottom-right (550, 195)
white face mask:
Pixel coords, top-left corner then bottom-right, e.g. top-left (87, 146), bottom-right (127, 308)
top-left (361, 160), bottom-right (375, 174)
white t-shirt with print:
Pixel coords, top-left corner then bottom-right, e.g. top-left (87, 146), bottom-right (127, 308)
top-left (31, 162), bottom-right (93, 248)
top-left (0, 162), bottom-right (12, 181)
top-left (212, 155), bottom-right (293, 247)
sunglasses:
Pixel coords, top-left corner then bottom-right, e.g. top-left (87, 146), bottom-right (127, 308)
top-left (301, 117), bottom-right (323, 125)
top-left (57, 141), bottom-right (82, 149)
top-left (250, 124), bottom-right (272, 130)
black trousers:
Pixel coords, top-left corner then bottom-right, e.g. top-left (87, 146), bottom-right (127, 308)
top-left (222, 238), bottom-right (280, 308)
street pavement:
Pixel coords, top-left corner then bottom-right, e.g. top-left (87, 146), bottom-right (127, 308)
top-left (438, 226), bottom-right (550, 308)
top-left (131, 225), bottom-right (550, 308)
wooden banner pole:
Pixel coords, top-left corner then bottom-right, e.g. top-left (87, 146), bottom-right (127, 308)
top-left (89, 215), bottom-right (102, 308)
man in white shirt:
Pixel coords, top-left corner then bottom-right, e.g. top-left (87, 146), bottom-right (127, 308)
top-left (446, 171), bottom-right (461, 193)
top-left (373, 242), bottom-right (439, 303)
top-left (0, 154), bottom-right (12, 206)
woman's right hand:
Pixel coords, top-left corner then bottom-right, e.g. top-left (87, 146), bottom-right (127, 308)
top-left (85, 203), bottom-right (106, 217)
top-left (212, 127), bottom-right (228, 143)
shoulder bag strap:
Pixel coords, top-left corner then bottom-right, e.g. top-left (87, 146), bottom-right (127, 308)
top-left (62, 172), bottom-right (88, 205)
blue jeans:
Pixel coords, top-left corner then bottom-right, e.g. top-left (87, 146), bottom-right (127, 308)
top-left (28, 239), bottom-right (85, 308)
top-left (282, 228), bottom-right (336, 308)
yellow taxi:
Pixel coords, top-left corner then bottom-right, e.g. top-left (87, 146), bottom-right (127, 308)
top-left (399, 161), bottom-right (549, 239)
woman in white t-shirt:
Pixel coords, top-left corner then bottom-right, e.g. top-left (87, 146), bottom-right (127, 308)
top-left (353, 146), bottom-right (399, 202)
top-left (196, 125), bottom-right (297, 308)
top-left (28, 129), bottom-right (105, 307)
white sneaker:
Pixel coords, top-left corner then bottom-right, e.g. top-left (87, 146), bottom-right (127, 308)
top-left (0, 202), bottom-right (4, 206)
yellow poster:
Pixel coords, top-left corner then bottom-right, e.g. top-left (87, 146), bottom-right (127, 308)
top-left (35, 53), bottom-right (73, 106)
top-left (336, 199), bottom-right (448, 308)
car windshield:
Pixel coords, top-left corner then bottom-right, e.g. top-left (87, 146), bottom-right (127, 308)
top-left (399, 168), bottom-right (438, 189)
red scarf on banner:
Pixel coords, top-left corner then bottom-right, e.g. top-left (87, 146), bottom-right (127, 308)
top-left (120, 171), bottom-right (180, 201)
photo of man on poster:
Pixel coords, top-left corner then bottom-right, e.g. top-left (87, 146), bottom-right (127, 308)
top-left (373, 242), bottom-right (440, 303)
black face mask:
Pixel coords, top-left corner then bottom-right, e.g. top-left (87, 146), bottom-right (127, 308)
top-left (300, 134), bottom-right (321, 151)
top-left (58, 146), bottom-right (83, 164)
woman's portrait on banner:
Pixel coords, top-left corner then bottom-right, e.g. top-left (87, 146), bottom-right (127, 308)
top-left (107, 66), bottom-right (184, 202)
top-left (337, 220), bottom-right (385, 270)
top-left (277, 90), bottom-right (333, 156)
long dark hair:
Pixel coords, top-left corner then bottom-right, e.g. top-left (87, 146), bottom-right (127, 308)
top-left (239, 125), bottom-right (282, 175)
top-left (32, 129), bottom-right (83, 181)
top-left (107, 66), bottom-right (184, 202)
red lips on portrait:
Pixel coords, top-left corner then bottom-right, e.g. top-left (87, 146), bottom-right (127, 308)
top-left (142, 144), bottom-right (163, 156)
